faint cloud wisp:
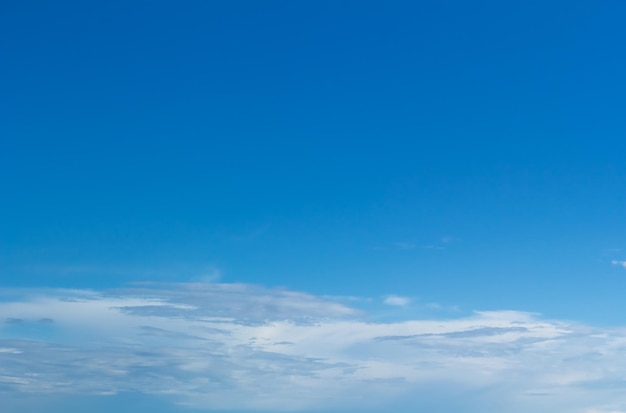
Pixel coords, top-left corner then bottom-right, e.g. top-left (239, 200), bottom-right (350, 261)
top-left (383, 295), bottom-right (411, 307)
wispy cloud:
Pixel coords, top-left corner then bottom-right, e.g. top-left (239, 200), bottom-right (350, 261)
top-left (192, 266), bottom-right (223, 283)
top-left (611, 260), bottom-right (626, 269)
top-left (392, 236), bottom-right (457, 251)
top-left (392, 242), bottom-right (417, 250)
top-left (585, 410), bottom-right (626, 413)
top-left (1, 283), bottom-right (626, 412)
top-left (383, 295), bottom-right (411, 307)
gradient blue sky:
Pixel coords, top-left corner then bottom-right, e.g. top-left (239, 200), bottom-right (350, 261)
top-left (2, 1), bottom-right (626, 412)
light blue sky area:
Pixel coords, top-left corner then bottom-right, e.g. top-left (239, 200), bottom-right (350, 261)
top-left (2, 1), bottom-right (626, 412)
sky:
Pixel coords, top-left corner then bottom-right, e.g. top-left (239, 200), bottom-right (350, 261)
top-left (1, 1), bottom-right (626, 412)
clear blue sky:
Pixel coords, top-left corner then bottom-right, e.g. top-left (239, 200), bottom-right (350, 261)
top-left (2, 1), bottom-right (626, 412)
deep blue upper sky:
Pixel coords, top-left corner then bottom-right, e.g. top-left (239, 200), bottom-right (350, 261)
top-left (2, 0), bottom-right (626, 323)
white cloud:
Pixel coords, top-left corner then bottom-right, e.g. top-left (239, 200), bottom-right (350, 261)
top-left (1, 283), bottom-right (626, 412)
top-left (612, 260), bottom-right (626, 269)
top-left (383, 295), bottom-right (411, 307)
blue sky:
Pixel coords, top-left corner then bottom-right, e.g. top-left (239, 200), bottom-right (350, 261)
top-left (2, 1), bottom-right (626, 412)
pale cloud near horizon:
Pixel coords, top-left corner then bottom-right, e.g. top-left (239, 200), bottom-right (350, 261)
top-left (586, 411), bottom-right (626, 413)
top-left (1, 283), bottom-right (626, 412)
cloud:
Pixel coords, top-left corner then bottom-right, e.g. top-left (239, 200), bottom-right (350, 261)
top-left (193, 267), bottom-right (222, 283)
top-left (383, 295), bottom-right (411, 307)
top-left (1, 283), bottom-right (626, 412)
top-left (393, 242), bottom-right (416, 250)
top-left (612, 260), bottom-right (626, 269)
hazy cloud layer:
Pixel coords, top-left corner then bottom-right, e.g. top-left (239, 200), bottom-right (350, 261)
top-left (1, 283), bottom-right (626, 412)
